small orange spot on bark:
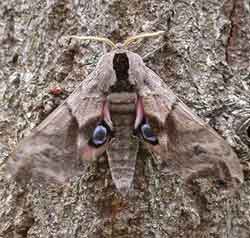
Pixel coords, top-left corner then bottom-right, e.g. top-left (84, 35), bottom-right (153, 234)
top-left (49, 86), bottom-right (63, 96)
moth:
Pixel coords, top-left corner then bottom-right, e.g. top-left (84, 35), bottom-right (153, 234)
top-left (9, 32), bottom-right (243, 196)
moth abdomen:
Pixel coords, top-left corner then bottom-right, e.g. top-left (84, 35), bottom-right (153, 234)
top-left (106, 110), bottom-right (139, 195)
top-left (108, 92), bottom-right (136, 113)
top-left (107, 135), bottom-right (139, 196)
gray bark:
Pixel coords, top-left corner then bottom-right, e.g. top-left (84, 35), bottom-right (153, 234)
top-left (0, 0), bottom-right (250, 237)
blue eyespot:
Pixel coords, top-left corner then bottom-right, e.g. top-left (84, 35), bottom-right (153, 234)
top-left (140, 123), bottom-right (158, 145)
top-left (89, 120), bottom-right (113, 148)
top-left (92, 125), bottom-right (108, 146)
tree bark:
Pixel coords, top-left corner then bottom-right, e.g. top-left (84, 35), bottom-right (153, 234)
top-left (0, 0), bottom-right (250, 237)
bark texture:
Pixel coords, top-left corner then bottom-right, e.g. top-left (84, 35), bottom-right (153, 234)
top-left (0, 0), bottom-right (250, 237)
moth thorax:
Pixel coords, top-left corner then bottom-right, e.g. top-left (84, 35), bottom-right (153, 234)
top-left (111, 53), bottom-right (134, 92)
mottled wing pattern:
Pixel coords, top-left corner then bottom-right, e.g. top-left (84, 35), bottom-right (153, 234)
top-left (10, 102), bottom-right (80, 184)
top-left (142, 67), bottom-right (243, 187)
top-left (8, 63), bottom-right (111, 184)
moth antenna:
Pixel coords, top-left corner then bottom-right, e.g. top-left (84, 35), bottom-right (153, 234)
top-left (67, 35), bottom-right (116, 49)
top-left (123, 31), bottom-right (165, 47)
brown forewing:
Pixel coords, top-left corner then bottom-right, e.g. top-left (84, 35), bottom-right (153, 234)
top-left (140, 66), bottom-right (243, 187)
top-left (8, 58), bottom-right (112, 184)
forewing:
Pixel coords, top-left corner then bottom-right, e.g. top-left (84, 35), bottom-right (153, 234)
top-left (10, 103), bottom-right (81, 184)
top-left (8, 65), bottom-right (111, 184)
top-left (141, 67), bottom-right (243, 187)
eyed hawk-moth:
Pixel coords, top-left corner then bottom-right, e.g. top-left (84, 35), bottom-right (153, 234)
top-left (8, 32), bottom-right (243, 196)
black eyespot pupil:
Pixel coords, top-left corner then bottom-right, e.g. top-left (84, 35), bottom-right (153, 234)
top-left (92, 125), bottom-right (107, 145)
top-left (141, 123), bottom-right (157, 143)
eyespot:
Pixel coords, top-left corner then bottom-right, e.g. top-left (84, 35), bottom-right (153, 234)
top-left (93, 125), bottom-right (107, 145)
top-left (136, 121), bottom-right (158, 145)
top-left (89, 121), bottom-right (112, 147)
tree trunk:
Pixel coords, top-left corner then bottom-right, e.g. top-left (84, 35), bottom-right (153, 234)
top-left (0, 0), bottom-right (250, 237)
